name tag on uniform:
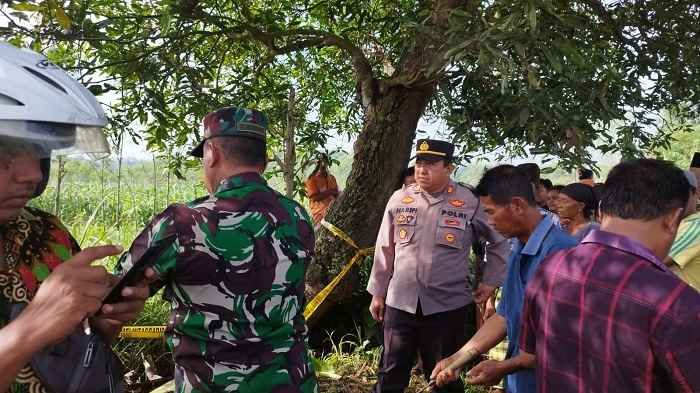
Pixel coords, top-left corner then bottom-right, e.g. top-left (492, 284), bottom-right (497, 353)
top-left (396, 214), bottom-right (416, 225)
top-left (440, 209), bottom-right (469, 219)
top-left (443, 218), bottom-right (463, 228)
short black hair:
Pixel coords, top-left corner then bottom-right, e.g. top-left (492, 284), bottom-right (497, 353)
top-left (317, 153), bottom-right (331, 165)
top-left (578, 168), bottom-right (594, 180)
top-left (540, 178), bottom-right (553, 190)
top-left (561, 183), bottom-right (598, 220)
top-left (416, 157), bottom-right (452, 166)
top-left (215, 136), bottom-right (267, 167)
top-left (600, 159), bottom-right (691, 220)
top-left (592, 183), bottom-right (605, 201)
top-left (517, 163), bottom-right (540, 184)
top-left (396, 166), bottom-right (416, 189)
top-left (476, 164), bottom-right (536, 206)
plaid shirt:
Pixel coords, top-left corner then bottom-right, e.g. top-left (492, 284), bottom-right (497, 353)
top-left (520, 230), bottom-right (700, 393)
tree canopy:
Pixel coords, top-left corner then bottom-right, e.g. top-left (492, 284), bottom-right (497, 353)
top-left (2, 0), bottom-right (699, 305)
top-left (2, 0), bottom-right (697, 167)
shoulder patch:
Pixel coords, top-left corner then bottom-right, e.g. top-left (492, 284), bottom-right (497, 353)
top-left (449, 199), bottom-right (465, 208)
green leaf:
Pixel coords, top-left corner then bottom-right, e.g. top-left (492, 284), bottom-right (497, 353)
top-left (541, 48), bottom-right (563, 74)
top-left (443, 38), bottom-right (476, 60)
top-left (553, 40), bottom-right (586, 68)
top-left (55, 6), bottom-right (71, 30)
top-left (88, 84), bottom-right (103, 96)
top-left (11, 2), bottom-right (42, 12)
top-left (527, 66), bottom-right (540, 88)
top-left (160, 13), bottom-right (171, 35)
top-left (528, 3), bottom-right (537, 34)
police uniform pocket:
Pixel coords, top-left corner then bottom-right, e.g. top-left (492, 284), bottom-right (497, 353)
top-left (394, 214), bottom-right (417, 244)
top-left (436, 215), bottom-right (467, 249)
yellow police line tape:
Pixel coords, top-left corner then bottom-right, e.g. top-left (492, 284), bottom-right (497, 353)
top-left (303, 219), bottom-right (374, 323)
top-left (119, 325), bottom-right (167, 339)
top-left (119, 220), bottom-right (372, 339)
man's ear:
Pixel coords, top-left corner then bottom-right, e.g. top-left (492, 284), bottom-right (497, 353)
top-left (577, 201), bottom-right (586, 214)
top-left (510, 196), bottom-right (529, 215)
top-left (204, 141), bottom-right (218, 168)
top-left (661, 207), bottom-right (684, 235)
top-left (446, 162), bottom-right (455, 175)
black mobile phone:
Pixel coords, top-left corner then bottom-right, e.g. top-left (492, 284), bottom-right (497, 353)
top-left (97, 235), bottom-right (176, 313)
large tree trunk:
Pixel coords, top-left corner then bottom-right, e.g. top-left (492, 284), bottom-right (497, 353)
top-left (306, 83), bottom-right (435, 306)
top-left (304, 0), bottom-right (466, 326)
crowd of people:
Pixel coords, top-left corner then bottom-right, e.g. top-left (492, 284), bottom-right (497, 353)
top-left (367, 140), bottom-right (699, 393)
top-left (1, 43), bottom-right (317, 393)
top-left (1, 43), bottom-right (699, 393)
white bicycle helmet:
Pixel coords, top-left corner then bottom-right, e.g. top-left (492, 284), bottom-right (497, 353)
top-left (0, 42), bottom-right (110, 154)
top-left (0, 42), bottom-right (110, 196)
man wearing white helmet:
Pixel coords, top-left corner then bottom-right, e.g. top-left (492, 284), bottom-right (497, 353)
top-left (0, 42), bottom-right (152, 392)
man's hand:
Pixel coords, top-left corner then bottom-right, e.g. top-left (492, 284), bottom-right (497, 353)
top-left (369, 296), bottom-right (386, 323)
top-left (473, 283), bottom-right (496, 304)
top-left (466, 360), bottom-right (508, 386)
top-left (431, 355), bottom-right (462, 387)
top-left (92, 267), bottom-right (159, 341)
top-left (482, 295), bottom-right (497, 322)
top-left (19, 246), bottom-right (122, 346)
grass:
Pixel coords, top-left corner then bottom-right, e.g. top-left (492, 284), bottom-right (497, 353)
top-left (313, 330), bottom-right (488, 393)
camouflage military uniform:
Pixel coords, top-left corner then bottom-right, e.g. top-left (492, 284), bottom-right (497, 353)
top-left (0, 207), bottom-right (81, 393)
top-left (117, 172), bottom-right (318, 393)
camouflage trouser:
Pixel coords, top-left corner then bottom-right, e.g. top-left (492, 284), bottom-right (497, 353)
top-left (487, 289), bottom-right (508, 390)
top-left (173, 341), bottom-right (318, 393)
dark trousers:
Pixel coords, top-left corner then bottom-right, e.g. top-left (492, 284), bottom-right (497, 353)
top-left (373, 303), bottom-right (472, 393)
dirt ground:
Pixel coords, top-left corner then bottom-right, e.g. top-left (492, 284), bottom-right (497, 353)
top-left (318, 374), bottom-right (430, 393)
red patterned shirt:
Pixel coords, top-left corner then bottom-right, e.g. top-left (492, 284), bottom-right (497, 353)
top-left (520, 230), bottom-right (700, 393)
top-left (0, 207), bottom-right (80, 393)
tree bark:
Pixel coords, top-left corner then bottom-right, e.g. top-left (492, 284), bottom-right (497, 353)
top-left (306, 83), bottom-right (435, 300)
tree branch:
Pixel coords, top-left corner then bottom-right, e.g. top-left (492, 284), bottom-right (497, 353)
top-left (580, 0), bottom-right (641, 52)
top-left (272, 154), bottom-right (285, 169)
top-left (219, 4), bottom-right (378, 105)
top-left (247, 30), bottom-right (376, 104)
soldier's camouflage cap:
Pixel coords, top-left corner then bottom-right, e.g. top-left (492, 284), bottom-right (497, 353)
top-left (190, 106), bottom-right (268, 157)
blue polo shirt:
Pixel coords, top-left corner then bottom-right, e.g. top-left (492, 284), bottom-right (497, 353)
top-left (497, 215), bottom-right (577, 393)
